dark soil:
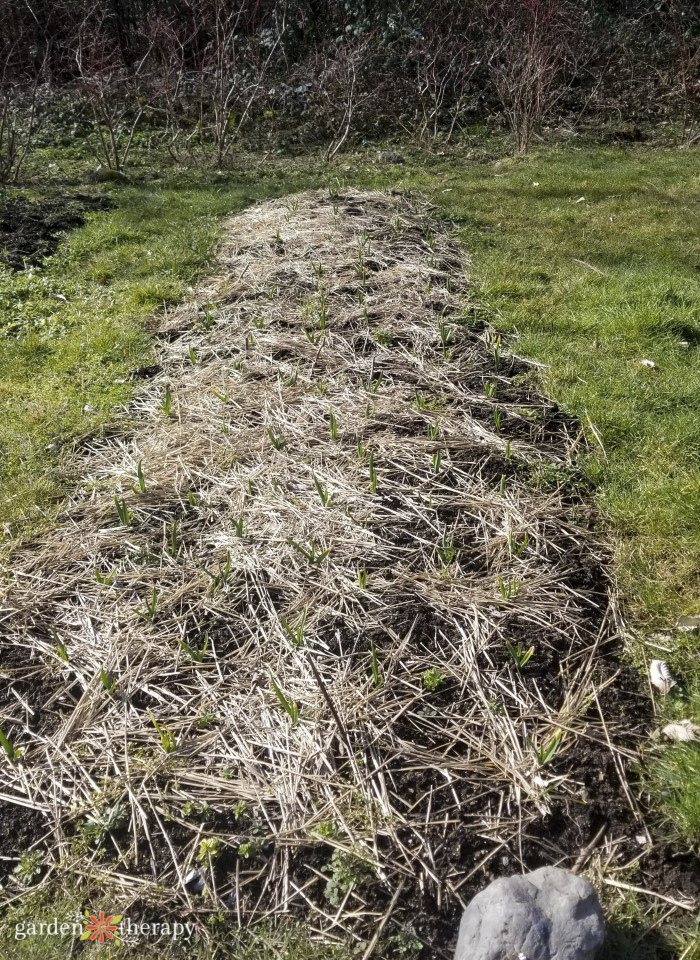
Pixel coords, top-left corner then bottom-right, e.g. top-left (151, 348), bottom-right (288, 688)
top-left (0, 194), bottom-right (111, 270)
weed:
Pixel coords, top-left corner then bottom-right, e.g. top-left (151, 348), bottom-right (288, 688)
top-left (324, 849), bottom-right (374, 907)
top-left (82, 802), bottom-right (127, 845)
top-left (13, 852), bottom-right (43, 887)
top-left (100, 668), bottom-right (116, 697)
top-left (422, 668), bottom-right (445, 691)
top-left (436, 533), bottom-right (456, 566)
top-left (197, 837), bottom-right (221, 864)
top-left (238, 839), bottom-right (262, 859)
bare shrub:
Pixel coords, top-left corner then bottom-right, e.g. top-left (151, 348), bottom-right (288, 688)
top-left (0, 67), bottom-right (40, 184)
top-left (484, 0), bottom-right (578, 154)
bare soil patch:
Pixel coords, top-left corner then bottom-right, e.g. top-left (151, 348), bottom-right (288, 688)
top-left (0, 189), bottom-right (696, 953)
top-left (0, 194), bottom-right (111, 270)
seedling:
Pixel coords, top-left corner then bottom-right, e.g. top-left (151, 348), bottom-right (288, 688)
top-left (509, 532), bottom-right (529, 558)
top-left (370, 638), bottom-right (382, 688)
top-left (197, 837), bottom-right (220, 864)
top-left (367, 371), bottom-right (383, 394)
top-left (161, 384), bottom-right (172, 416)
top-left (188, 345), bottom-right (197, 365)
top-left (304, 326), bottom-right (318, 345)
top-left (438, 319), bottom-right (453, 355)
top-left (357, 439), bottom-right (368, 462)
top-left (415, 391), bottom-right (427, 411)
top-left (289, 539), bottom-right (331, 565)
top-left (13, 851), bottom-right (42, 886)
top-left (233, 514), bottom-right (245, 537)
top-left (199, 303), bottom-right (216, 331)
top-left (142, 586), bottom-right (158, 621)
top-left (270, 675), bottom-right (299, 724)
top-left (357, 565), bottom-right (368, 589)
top-left (505, 640), bottom-right (535, 670)
top-left (312, 473), bottom-right (332, 508)
top-left (368, 450), bottom-right (378, 493)
top-left (498, 576), bottom-right (521, 600)
top-left (267, 427), bottom-right (286, 451)
top-left (149, 710), bottom-right (176, 753)
top-left (114, 495), bottom-right (132, 527)
top-left (0, 729), bottom-right (21, 763)
top-left (280, 608), bottom-right (307, 647)
top-left (319, 290), bottom-right (328, 333)
top-left (493, 408), bottom-right (502, 432)
top-left (533, 731), bottom-right (563, 767)
top-left (100, 668), bottom-right (116, 697)
top-left (211, 387), bottom-right (229, 403)
top-left (135, 460), bottom-right (146, 494)
top-left (436, 534), bottom-right (456, 566)
top-left (169, 520), bottom-right (178, 557)
top-left (484, 380), bottom-right (498, 399)
top-left (493, 335), bottom-right (502, 372)
top-left (329, 405), bottom-right (338, 441)
top-left (54, 635), bottom-right (69, 663)
top-left (177, 631), bottom-right (209, 663)
top-left (428, 420), bottom-right (440, 441)
top-left (209, 550), bottom-right (232, 593)
top-left (499, 474), bottom-right (507, 495)
top-left (422, 668), bottom-right (445, 692)
top-left (95, 568), bottom-right (115, 587)
top-left (431, 450), bottom-right (442, 474)
top-left (505, 440), bottom-right (512, 462)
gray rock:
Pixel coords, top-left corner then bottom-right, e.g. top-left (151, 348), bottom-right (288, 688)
top-left (676, 614), bottom-right (700, 632)
top-left (379, 151), bottom-right (405, 165)
top-left (455, 866), bottom-right (604, 960)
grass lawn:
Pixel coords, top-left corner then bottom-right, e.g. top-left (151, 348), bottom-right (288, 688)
top-left (0, 135), bottom-right (698, 958)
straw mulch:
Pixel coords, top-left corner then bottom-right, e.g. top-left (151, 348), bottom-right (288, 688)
top-left (0, 189), bottom-right (647, 949)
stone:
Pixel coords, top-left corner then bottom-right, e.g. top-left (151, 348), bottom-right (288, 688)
top-left (454, 866), bottom-right (604, 960)
top-left (379, 151), bottom-right (405, 165)
top-left (676, 614), bottom-right (700, 632)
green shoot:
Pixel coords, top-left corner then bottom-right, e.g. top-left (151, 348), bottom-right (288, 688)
top-left (432, 450), bottom-right (442, 474)
top-left (252, 314), bottom-right (264, 330)
top-left (428, 420), bottom-right (440, 441)
top-left (312, 473), bottom-right (332, 508)
top-left (211, 387), bottom-right (229, 403)
top-left (114, 495), bottom-right (132, 527)
top-left (142, 586), bottom-right (158, 621)
top-left (148, 710), bottom-right (176, 753)
top-left (493, 408), bottom-right (502, 432)
top-left (304, 327), bottom-right (318, 345)
top-left (415, 391), bottom-right (427, 410)
top-left (438, 319), bottom-right (453, 355)
top-left (493, 335), bottom-right (502, 372)
top-left (161, 383), bottom-right (172, 416)
top-left (505, 640), bottom-right (535, 670)
top-left (369, 450), bottom-right (377, 493)
top-left (268, 427), bottom-right (286, 451)
top-left (95, 568), bottom-right (115, 587)
top-left (100, 668), bottom-right (116, 697)
top-left (367, 371), bottom-right (383, 394)
top-left (436, 534), bottom-right (456, 566)
top-left (280, 608), bottom-right (307, 647)
top-left (329, 404), bottom-right (338, 441)
top-left (270, 675), bottom-right (299, 725)
top-left (533, 731), bottom-right (563, 767)
top-left (169, 520), bottom-right (178, 557)
top-left (188, 345), bottom-right (197, 365)
top-left (509, 532), bottom-right (529, 558)
top-left (177, 632), bottom-right (209, 663)
top-left (208, 550), bottom-right (232, 593)
top-left (357, 439), bottom-right (368, 462)
top-left (0, 729), bottom-right (21, 763)
top-left (289, 539), bottom-right (332, 565)
top-left (484, 380), bottom-right (498, 399)
top-left (233, 514), bottom-right (245, 537)
top-left (135, 460), bottom-right (146, 494)
top-left (505, 440), bottom-right (512, 462)
top-left (499, 474), bottom-right (507, 495)
top-left (54, 634), bottom-right (69, 663)
top-left (199, 303), bottom-right (216, 331)
top-left (370, 638), bottom-right (382, 688)
top-left (498, 576), bottom-right (521, 600)
top-left (357, 565), bottom-right (368, 589)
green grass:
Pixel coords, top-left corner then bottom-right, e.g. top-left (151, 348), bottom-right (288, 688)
top-left (1, 134), bottom-right (699, 957)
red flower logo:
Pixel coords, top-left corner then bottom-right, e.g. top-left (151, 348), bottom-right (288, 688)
top-left (81, 911), bottom-right (122, 944)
